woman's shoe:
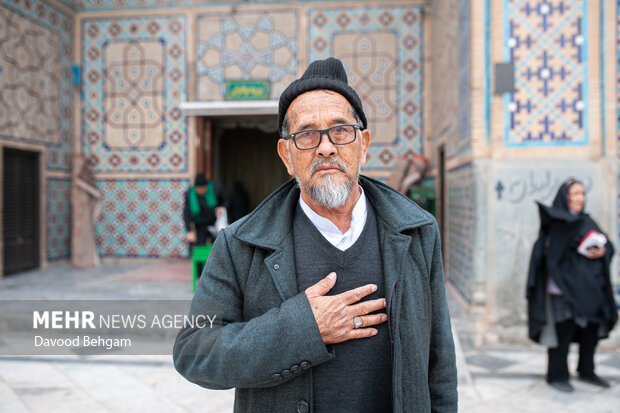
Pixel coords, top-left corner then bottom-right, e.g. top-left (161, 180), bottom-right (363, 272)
top-left (548, 380), bottom-right (574, 393)
top-left (578, 374), bottom-right (610, 388)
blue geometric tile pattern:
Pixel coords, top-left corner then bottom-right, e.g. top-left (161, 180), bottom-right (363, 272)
top-left (46, 178), bottom-right (71, 261)
top-left (94, 179), bottom-right (188, 258)
top-left (446, 162), bottom-right (474, 304)
top-left (308, 5), bottom-right (423, 178)
top-left (81, 15), bottom-right (188, 174)
top-left (504, 0), bottom-right (588, 146)
top-left (196, 10), bottom-right (297, 100)
top-left (0, 0), bottom-right (74, 172)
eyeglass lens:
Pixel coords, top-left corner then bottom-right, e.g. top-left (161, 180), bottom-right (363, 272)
top-left (294, 125), bottom-right (357, 149)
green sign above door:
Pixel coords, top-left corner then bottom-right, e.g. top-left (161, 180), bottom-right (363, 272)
top-left (225, 80), bottom-right (270, 100)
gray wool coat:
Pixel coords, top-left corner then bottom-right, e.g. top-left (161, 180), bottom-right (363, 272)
top-left (173, 176), bottom-right (458, 413)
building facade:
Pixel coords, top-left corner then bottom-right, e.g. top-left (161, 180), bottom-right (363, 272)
top-left (0, 0), bottom-right (618, 343)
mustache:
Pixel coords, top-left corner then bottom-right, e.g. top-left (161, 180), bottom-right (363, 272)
top-left (309, 159), bottom-right (348, 175)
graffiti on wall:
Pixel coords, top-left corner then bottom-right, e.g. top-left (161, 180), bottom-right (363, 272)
top-left (495, 169), bottom-right (593, 205)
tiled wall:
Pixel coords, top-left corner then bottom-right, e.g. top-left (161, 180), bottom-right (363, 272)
top-left (76, 3), bottom-right (423, 258)
top-left (80, 14), bottom-right (189, 258)
top-left (308, 5), bottom-right (423, 179)
top-left (196, 9), bottom-right (298, 101)
top-left (46, 178), bottom-right (72, 261)
top-left (81, 15), bottom-right (188, 174)
top-left (445, 162), bottom-right (474, 303)
top-left (504, 0), bottom-right (587, 146)
top-left (0, 0), bottom-right (74, 171)
top-left (0, 0), bottom-right (74, 262)
top-left (94, 179), bottom-right (187, 258)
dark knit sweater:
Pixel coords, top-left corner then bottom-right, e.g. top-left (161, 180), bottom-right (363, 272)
top-left (293, 202), bottom-right (392, 413)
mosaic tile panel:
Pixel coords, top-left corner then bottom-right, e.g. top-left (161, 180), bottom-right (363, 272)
top-left (46, 178), bottom-right (71, 261)
top-left (446, 162), bottom-right (474, 303)
top-left (504, 0), bottom-right (588, 146)
top-left (0, 0), bottom-right (73, 171)
top-left (196, 10), bottom-right (297, 101)
top-left (308, 5), bottom-right (423, 178)
top-left (81, 16), bottom-right (188, 174)
top-left (94, 179), bottom-right (188, 258)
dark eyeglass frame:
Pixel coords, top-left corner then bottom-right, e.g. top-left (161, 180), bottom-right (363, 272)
top-left (286, 124), bottom-right (362, 150)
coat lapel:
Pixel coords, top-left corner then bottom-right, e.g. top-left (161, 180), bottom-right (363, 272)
top-left (264, 231), bottom-right (299, 301)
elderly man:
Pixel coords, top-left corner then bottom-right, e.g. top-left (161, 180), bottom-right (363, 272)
top-left (174, 57), bottom-right (457, 412)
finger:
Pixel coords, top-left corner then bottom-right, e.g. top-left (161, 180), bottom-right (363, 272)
top-left (305, 272), bottom-right (337, 297)
top-left (340, 284), bottom-right (378, 305)
top-left (349, 298), bottom-right (387, 316)
top-left (347, 328), bottom-right (378, 340)
top-left (356, 313), bottom-right (388, 327)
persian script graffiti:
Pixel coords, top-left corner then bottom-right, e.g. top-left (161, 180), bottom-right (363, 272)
top-left (495, 170), bottom-right (592, 204)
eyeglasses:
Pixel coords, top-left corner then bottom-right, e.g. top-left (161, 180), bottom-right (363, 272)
top-left (286, 124), bottom-right (361, 150)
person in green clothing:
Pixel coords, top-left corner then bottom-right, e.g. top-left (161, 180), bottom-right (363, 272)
top-left (183, 173), bottom-right (228, 249)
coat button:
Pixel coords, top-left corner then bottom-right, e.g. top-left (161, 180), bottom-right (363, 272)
top-left (297, 400), bottom-right (309, 413)
top-left (282, 369), bottom-right (292, 378)
top-left (273, 264), bottom-right (280, 270)
top-left (300, 361), bottom-right (310, 370)
top-left (272, 373), bottom-right (282, 381)
top-left (291, 364), bottom-right (300, 374)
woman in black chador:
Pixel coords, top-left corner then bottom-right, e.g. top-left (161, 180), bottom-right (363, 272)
top-left (527, 178), bottom-right (617, 393)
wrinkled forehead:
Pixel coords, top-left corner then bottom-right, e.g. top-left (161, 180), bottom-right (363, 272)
top-left (286, 90), bottom-right (355, 129)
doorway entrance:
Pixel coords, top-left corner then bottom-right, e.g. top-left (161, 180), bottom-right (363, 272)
top-left (212, 118), bottom-right (289, 221)
top-left (2, 148), bottom-right (40, 275)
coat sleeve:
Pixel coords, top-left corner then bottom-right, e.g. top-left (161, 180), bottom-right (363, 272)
top-left (427, 223), bottom-right (458, 412)
top-left (173, 229), bottom-right (334, 389)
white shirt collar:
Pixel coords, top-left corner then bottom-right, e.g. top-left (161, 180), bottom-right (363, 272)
top-left (299, 186), bottom-right (367, 251)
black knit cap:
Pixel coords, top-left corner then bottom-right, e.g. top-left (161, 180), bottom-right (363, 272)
top-left (278, 57), bottom-right (367, 135)
top-left (194, 173), bottom-right (207, 187)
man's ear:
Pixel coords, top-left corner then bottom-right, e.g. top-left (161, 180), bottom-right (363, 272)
top-left (360, 129), bottom-right (371, 166)
top-left (277, 139), bottom-right (294, 176)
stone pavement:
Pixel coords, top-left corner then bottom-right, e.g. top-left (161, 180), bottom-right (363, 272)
top-left (0, 261), bottom-right (618, 412)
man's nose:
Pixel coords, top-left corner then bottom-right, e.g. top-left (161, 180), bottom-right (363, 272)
top-left (316, 131), bottom-right (336, 157)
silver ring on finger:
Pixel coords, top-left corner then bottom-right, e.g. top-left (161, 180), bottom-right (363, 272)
top-left (353, 316), bottom-right (363, 329)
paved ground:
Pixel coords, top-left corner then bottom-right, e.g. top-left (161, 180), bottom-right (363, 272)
top-left (0, 261), bottom-right (618, 412)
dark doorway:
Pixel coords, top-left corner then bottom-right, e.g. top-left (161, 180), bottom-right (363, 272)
top-left (214, 121), bottom-right (290, 221)
top-left (438, 145), bottom-right (446, 259)
top-left (2, 148), bottom-right (40, 275)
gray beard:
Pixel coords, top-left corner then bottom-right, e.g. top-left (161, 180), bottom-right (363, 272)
top-left (293, 156), bottom-right (362, 209)
top-left (296, 172), bottom-right (354, 209)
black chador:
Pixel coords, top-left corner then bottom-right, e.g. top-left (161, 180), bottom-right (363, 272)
top-left (527, 181), bottom-right (617, 344)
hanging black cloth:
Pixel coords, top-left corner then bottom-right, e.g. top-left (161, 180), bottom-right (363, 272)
top-left (526, 180), bottom-right (617, 343)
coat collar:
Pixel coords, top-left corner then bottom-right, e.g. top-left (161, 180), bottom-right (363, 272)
top-left (232, 175), bottom-right (434, 250)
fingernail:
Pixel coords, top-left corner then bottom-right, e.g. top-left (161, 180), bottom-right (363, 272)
top-left (327, 272), bottom-right (336, 280)
top-left (371, 284), bottom-right (377, 292)
top-left (371, 329), bottom-right (378, 335)
top-left (381, 314), bottom-right (387, 322)
top-left (382, 298), bottom-right (386, 306)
